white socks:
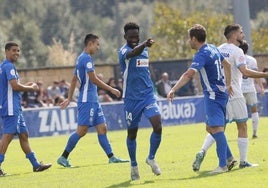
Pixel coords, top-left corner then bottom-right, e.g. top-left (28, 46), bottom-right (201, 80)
top-left (201, 134), bottom-right (215, 152)
top-left (238, 137), bottom-right (248, 162)
top-left (251, 112), bottom-right (259, 135)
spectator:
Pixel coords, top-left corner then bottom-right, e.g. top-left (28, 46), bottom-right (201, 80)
top-left (107, 77), bottom-right (123, 100)
top-left (155, 72), bottom-right (172, 98)
top-left (21, 81), bottom-right (46, 108)
top-left (47, 81), bottom-right (62, 106)
top-left (36, 81), bottom-right (48, 106)
top-left (257, 67), bottom-right (268, 90)
top-left (97, 73), bottom-right (113, 102)
top-left (117, 78), bottom-right (123, 90)
top-left (22, 90), bottom-right (41, 108)
top-left (59, 79), bottom-right (70, 98)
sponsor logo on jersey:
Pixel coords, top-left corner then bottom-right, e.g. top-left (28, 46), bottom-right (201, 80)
top-left (136, 59), bottom-right (149, 67)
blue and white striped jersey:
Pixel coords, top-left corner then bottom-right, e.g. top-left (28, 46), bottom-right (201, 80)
top-left (190, 44), bottom-right (227, 99)
top-left (0, 60), bottom-right (21, 116)
top-left (75, 51), bottom-right (98, 103)
top-left (118, 44), bottom-right (154, 100)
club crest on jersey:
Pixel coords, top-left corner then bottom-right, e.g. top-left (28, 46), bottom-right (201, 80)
top-left (239, 55), bottom-right (245, 63)
top-left (10, 69), bottom-right (16, 76)
top-left (86, 62), bottom-right (93, 69)
top-left (136, 59), bottom-right (149, 67)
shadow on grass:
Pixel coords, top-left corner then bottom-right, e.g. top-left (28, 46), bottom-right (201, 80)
top-left (56, 162), bottom-right (108, 169)
top-left (104, 168), bottom-right (242, 187)
top-left (105, 180), bottom-right (155, 188)
top-left (174, 167), bottom-right (242, 181)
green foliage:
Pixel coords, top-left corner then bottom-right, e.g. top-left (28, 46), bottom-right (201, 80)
top-left (251, 11), bottom-right (268, 54)
top-left (252, 28), bottom-right (268, 54)
top-left (47, 33), bottom-right (77, 67)
top-left (0, 0), bottom-right (267, 68)
top-left (150, 3), bottom-right (233, 61)
top-left (9, 13), bottom-right (48, 68)
top-left (1, 118), bottom-right (268, 187)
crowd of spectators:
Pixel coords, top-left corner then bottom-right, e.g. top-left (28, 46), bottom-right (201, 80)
top-left (21, 76), bottom-right (124, 108)
top-left (21, 73), bottom-right (201, 108)
top-left (21, 79), bottom-right (73, 108)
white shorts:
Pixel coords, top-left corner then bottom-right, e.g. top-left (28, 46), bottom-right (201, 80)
top-left (226, 97), bottom-right (248, 123)
top-left (243, 92), bottom-right (258, 107)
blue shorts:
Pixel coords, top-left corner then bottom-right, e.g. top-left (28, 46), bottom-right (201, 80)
top-left (124, 96), bottom-right (160, 129)
top-left (1, 112), bottom-right (28, 134)
top-left (204, 96), bottom-right (227, 127)
top-left (77, 102), bottom-right (105, 127)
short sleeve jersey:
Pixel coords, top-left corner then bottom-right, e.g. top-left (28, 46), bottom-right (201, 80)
top-left (75, 51), bottom-right (98, 103)
top-left (0, 60), bottom-right (21, 116)
top-left (218, 43), bottom-right (246, 99)
top-left (118, 44), bottom-right (154, 100)
top-left (190, 44), bottom-right (226, 99)
top-left (241, 55), bottom-right (257, 93)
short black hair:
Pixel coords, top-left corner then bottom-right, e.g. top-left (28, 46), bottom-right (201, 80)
top-left (224, 24), bottom-right (241, 39)
top-left (124, 22), bottom-right (139, 34)
top-left (5, 41), bottom-right (19, 50)
top-left (84, 33), bottom-right (99, 46)
top-left (239, 40), bottom-right (249, 54)
top-left (188, 24), bottom-right (206, 42)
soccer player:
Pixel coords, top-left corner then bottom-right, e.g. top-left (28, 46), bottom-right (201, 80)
top-left (192, 24), bottom-right (268, 172)
top-left (118, 22), bottom-right (162, 180)
top-left (0, 41), bottom-right (52, 176)
top-left (240, 40), bottom-right (264, 139)
top-left (168, 24), bottom-right (235, 174)
top-left (57, 33), bottom-right (129, 167)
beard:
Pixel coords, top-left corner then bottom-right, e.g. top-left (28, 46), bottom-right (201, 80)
top-left (237, 39), bottom-right (243, 45)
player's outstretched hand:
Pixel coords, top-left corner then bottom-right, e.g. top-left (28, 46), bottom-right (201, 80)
top-left (167, 89), bottom-right (175, 102)
top-left (144, 38), bottom-right (154, 47)
top-left (31, 83), bottom-right (39, 91)
top-left (110, 88), bottom-right (121, 98)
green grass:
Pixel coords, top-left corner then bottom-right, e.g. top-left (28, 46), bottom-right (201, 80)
top-left (1, 117), bottom-right (268, 188)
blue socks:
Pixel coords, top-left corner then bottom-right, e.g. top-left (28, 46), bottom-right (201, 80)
top-left (127, 137), bottom-right (137, 166)
top-left (0, 154), bottom-right (4, 164)
top-left (98, 134), bottom-right (112, 156)
top-left (148, 132), bottom-right (161, 160)
top-left (127, 132), bottom-right (161, 166)
top-left (211, 132), bottom-right (228, 167)
top-left (26, 152), bottom-right (40, 168)
top-left (65, 132), bottom-right (81, 153)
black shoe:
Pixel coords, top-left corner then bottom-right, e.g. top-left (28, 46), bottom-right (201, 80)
top-left (252, 135), bottom-right (258, 139)
top-left (227, 159), bottom-right (238, 171)
top-left (33, 162), bottom-right (52, 172)
top-left (0, 168), bottom-right (6, 176)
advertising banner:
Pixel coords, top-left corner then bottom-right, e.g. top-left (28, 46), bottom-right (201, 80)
top-left (1, 93), bottom-right (267, 138)
top-left (0, 96), bottom-right (205, 137)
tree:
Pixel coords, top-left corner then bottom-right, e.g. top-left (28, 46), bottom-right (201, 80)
top-left (149, 3), bottom-right (233, 61)
top-left (10, 13), bottom-right (48, 68)
top-left (47, 32), bottom-right (77, 67)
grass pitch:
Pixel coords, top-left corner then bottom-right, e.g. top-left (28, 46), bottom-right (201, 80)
top-left (1, 117), bottom-right (268, 188)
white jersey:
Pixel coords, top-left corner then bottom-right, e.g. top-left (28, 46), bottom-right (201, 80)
top-left (241, 55), bottom-right (257, 93)
top-left (218, 43), bottom-right (246, 100)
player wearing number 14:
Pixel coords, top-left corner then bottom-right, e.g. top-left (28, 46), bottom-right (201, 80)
top-left (118, 22), bottom-right (162, 181)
